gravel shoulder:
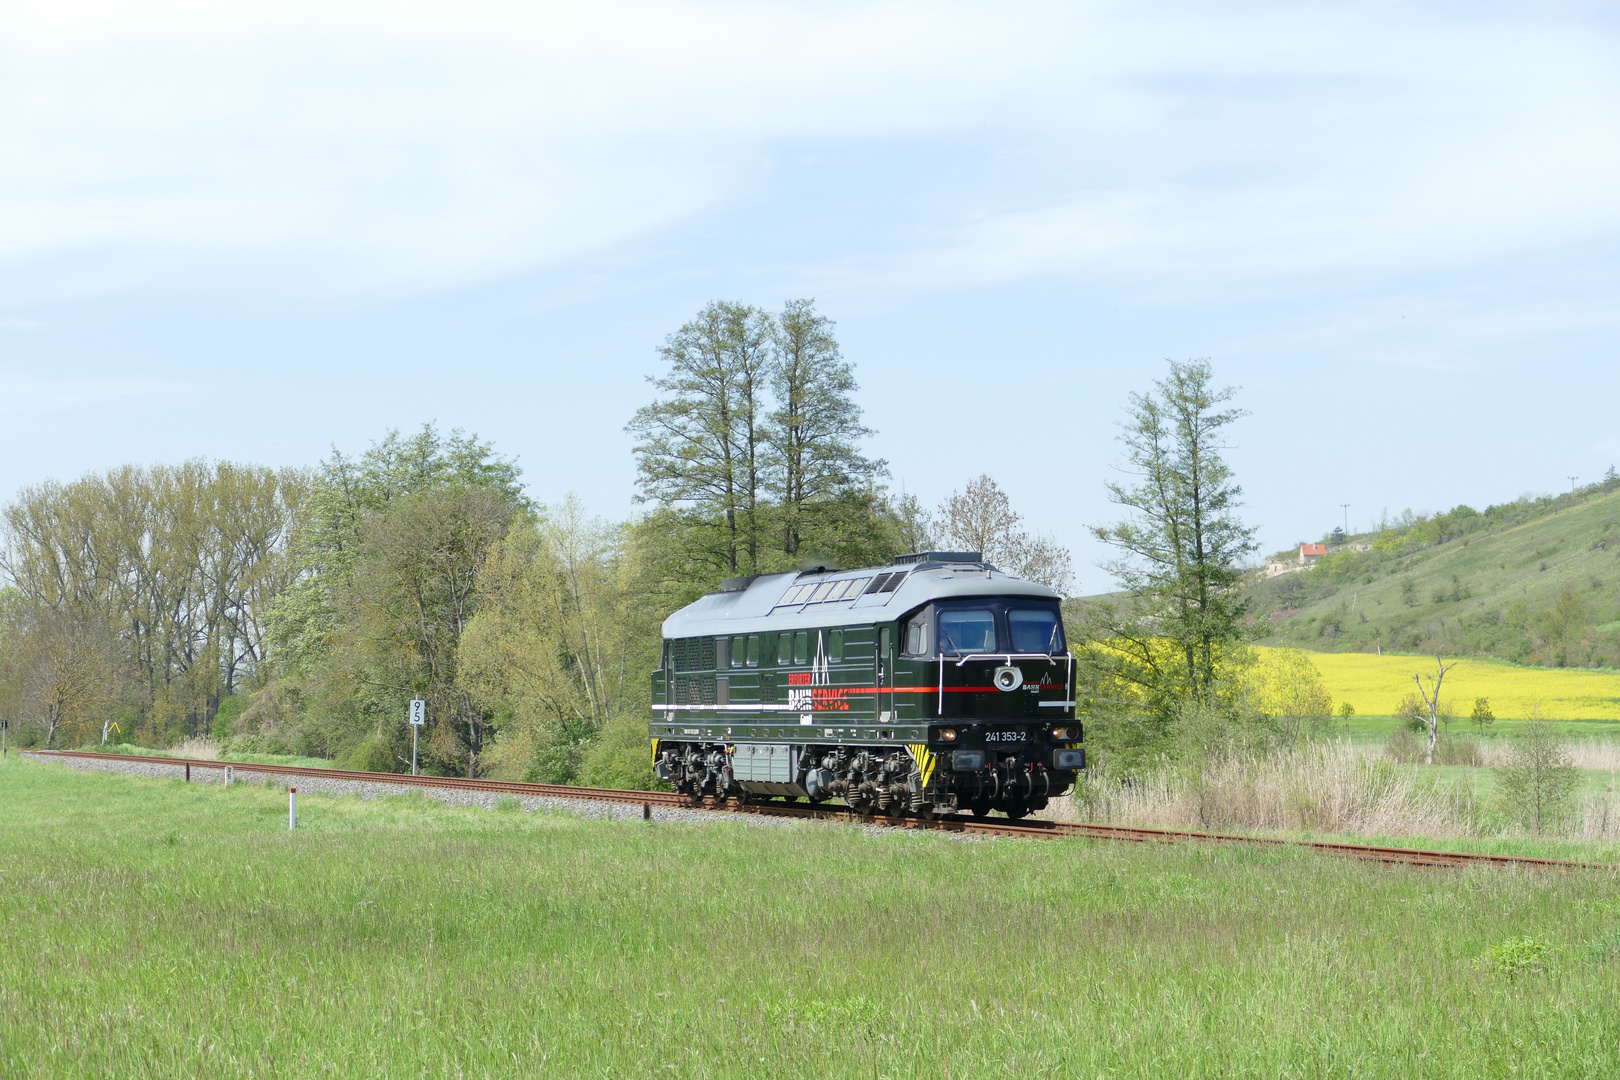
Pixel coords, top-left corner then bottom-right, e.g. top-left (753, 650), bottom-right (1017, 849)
top-left (21, 752), bottom-right (820, 830)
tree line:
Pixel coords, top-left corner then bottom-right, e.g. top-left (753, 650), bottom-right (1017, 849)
top-left (0, 300), bottom-right (1320, 785)
top-left (0, 462), bottom-right (304, 748)
top-left (0, 299), bottom-right (1092, 781)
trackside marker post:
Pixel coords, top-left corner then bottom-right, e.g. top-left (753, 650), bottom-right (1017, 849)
top-left (289, 787), bottom-right (297, 830)
top-left (408, 699), bottom-right (426, 775)
top-left (224, 765), bottom-right (234, 787)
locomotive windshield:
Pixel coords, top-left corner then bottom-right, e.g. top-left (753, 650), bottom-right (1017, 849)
top-left (1008, 608), bottom-right (1064, 653)
top-left (927, 600), bottom-right (1066, 655)
top-left (938, 609), bottom-right (997, 653)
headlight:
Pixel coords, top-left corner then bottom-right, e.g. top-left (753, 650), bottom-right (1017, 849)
top-left (1050, 725), bottom-right (1077, 740)
top-left (1052, 748), bottom-right (1084, 770)
top-left (937, 727), bottom-right (957, 742)
top-left (951, 750), bottom-right (984, 771)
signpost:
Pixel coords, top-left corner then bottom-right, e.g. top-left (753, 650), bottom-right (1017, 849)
top-left (408, 699), bottom-right (426, 776)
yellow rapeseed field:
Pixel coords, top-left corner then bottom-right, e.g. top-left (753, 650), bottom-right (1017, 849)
top-left (1266, 648), bottom-right (1620, 721)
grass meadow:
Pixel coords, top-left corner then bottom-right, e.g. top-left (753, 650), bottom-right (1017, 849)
top-left (4, 757), bottom-right (1620, 1078)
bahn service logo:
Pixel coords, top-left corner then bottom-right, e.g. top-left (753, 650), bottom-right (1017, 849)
top-left (787, 632), bottom-right (849, 714)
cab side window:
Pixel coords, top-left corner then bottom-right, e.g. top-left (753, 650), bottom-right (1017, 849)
top-left (903, 615), bottom-right (930, 656)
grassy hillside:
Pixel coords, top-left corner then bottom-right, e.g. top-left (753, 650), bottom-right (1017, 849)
top-left (1251, 481), bottom-right (1620, 666)
top-left (6, 756), bottom-right (1620, 1077)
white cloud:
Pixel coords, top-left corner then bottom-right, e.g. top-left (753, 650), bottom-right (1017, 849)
top-left (1, 2), bottom-right (1616, 301)
top-left (0, 370), bottom-right (193, 412)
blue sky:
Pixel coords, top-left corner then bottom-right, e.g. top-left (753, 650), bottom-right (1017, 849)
top-left (2, 1), bottom-right (1617, 592)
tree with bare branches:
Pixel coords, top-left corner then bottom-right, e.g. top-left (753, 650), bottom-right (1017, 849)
top-left (936, 475), bottom-right (1072, 593)
top-left (1410, 655), bottom-right (1459, 765)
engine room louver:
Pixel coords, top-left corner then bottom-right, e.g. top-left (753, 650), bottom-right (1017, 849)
top-left (672, 637), bottom-right (716, 672)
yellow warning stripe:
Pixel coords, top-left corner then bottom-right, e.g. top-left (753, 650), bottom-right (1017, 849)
top-left (650, 737), bottom-right (660, 764)
top-left (907, 743), bottom-right (937, 786)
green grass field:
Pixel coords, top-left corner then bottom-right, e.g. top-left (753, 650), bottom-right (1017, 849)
top-left (4, 756), bottom-right (1620, 1078)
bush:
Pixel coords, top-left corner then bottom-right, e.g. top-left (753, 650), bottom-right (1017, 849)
top-left (336, 735), bottom-right (400, 774)
top-left (1477, 937), bottom-right (1549, 982)
top-left (579, 711), bottom-right (661, 791)
top-left (1383, 729), bottom-right (1481, 766)
top-left (1495, 720), bottom-right (1580, 834)
top-left (520, 718), bottom-right (596, 785)
top-left (1384, 727), bottom-right (1425, 764)
top-left (210, 694), bottom-right (246, 743)
top-left (1433, 733), bottom-right (1483, 767)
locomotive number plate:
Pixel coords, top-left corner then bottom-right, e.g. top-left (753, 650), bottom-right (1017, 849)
top-left (984, 729), bottom-right (1027, 743)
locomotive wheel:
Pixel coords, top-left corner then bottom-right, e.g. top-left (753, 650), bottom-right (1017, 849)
top-left (884, 799), bottom-right (905, 821)
top-left (1002, 803), bottom-right (1031, 821)
top-left (969, 797), bottom-right (993, 819)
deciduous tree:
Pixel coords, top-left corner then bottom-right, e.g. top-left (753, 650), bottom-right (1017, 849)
top-left (936, 475), bottom-right (1072, 592)
top-left (766, 299), bottom-right (882, 557)
top-left (627, 302), bottom-right (774, 576)
top-left (1496, 715), bottom-right (1580, 834)
top-left (1083, 359), bottom-right (1257, 717)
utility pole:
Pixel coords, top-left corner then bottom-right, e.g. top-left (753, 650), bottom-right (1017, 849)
top-left (1568, 476), bottom-right (1579, 494)
top-left (1341, 504), bottom-right (1350, 538)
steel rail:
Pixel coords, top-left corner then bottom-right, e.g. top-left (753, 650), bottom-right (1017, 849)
top-left (26, 749), bottom-right (1616, 872)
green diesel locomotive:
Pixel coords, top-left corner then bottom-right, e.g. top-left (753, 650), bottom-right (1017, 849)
top-left (651, 551), bottom-right (1083, 819)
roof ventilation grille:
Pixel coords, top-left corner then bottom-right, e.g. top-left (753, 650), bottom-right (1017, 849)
top-left (894, 551), bottom-right (982, 565)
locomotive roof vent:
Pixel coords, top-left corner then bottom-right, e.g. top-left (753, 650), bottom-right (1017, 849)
top-left (719, 575), bottom-right (761, 593)
top-left (894, 551), bottom-right (983, 565)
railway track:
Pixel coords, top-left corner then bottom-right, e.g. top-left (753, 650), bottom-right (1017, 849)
top-left (27, 749), bottom-right (1616, 872)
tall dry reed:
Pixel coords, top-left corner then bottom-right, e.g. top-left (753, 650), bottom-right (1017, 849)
top-left (1057, 739), bottom-right (1620, 842)
top-left (1054, 741), bottom-right (1476, 837)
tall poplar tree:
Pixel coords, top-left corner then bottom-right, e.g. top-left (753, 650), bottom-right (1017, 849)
top-left (627, 301), bottom-right (773, 575)
top-left (765, 299), bottom-right (883, 557)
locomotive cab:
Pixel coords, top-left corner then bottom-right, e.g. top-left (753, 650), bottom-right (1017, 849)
top-left (897, 597), bottom-right (1081, 817)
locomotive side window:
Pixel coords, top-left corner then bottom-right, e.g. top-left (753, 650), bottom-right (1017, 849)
top-left (903, 614), bottom-right (931, 656)
top-left (1008, 608), bottom-right (1065, 653)
top-left (938, 609), bottom-right (997, 654)
top-left (793, 631), bottom-right (809, 664)
top-left (746, 635), bottom-right (760, 666)
top-left (777, 633), bottom-right (792, 665)
top-left (829, 629), bottom-right (843, 661)
top-left (731, 636), bottom-right (746, 667)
